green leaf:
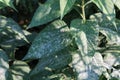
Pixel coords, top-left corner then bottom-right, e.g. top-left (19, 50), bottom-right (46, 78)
top-left (70, 19), bottom-right (98, 56)
top-left (70, 19), bottom-right (109, 79)
top-left (60, 0), bottom-right (76, 19)
top-left (28, 0), bottom-right (60, 28)
top-left (10, 60), bottom-right (31, 80)
top-left (0, 49), bottom-right (10, 80)
top-left (103, 45), bottom-right (120, 67)
top-left (0, 16), bottom-right (28, 43)
top-left (113, 0), bottom-right (120, 10)
top-left (30, 48), bottom-right (72, 76)
top-left (101, 45), bottom-right (120, 79)
top-left (99, 27), bottom-right (120, 45)
top-left (0, 0), bottom-right (17, 10)
top-left (90, 13), bottom-right (120, 45)
top-left (72, 51), bottom-right (108, 80)
top-left (0, 2), bottom-right (6, 9)
top-left (92, 0), bottom-right (116, 27)
top-left (23, 20), bottom-right (72, 60)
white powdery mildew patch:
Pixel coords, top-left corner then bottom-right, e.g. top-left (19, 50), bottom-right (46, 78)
top-left (24, 20), bottom-right (71, 60)
top-left (0, 68), bottom-right (6, 80)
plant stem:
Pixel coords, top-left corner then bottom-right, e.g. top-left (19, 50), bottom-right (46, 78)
top-left (84, 0), bottom-right (92, 7)
top-left (82, 0), bottom-right (86, 22)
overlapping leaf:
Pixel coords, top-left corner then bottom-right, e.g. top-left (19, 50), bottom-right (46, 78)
top-left (70, 19), bottom-right (108, 79)
top-left (30, 48), bottom-right (72, 76)
top-left (92, 0), bottom-right (116, 27)
top-left (23, 20), bottom-right (72, 60)
top-left (70, 19), bottom-right (98, 56)
top-left (0, 0), bottom-right (16, 10)
top-left (60, 0), bottom-right (76, 19)
top-left (10, 60), bottom-right (31, 80)
top-left (72, 51), bottom-right (108, 80)
top-left (0, 49), bottom-right (11, 80)
top-left (28, 0), bottom-right (60, 28)
top-left (90, 13), bottom-right (120, 45)
top-left (0, 16), bottom-right (28, 42)
top-left (113, 0), bottom-right (120, 10)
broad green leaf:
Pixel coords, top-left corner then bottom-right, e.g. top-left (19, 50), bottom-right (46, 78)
top-left (10, 60), bottom-right (31, 80)
top-left (113, 0), bottom-right (120, 10)
top-left (23, 20), bottom-right (72, 60)
top-left (0, 49), bottom-right (10, 80)
top-left (0, 0), bottom-right (16, 10)
top-left (72, 51), bottom-right (107, 80)
top-left (70, 19), bottom-right (109, 79)
top-left (92, 0), bottom-right (116, 27)
top-left (30, 48), bottom-right (72, 76)
top-left (28, 0), bottom-right (60, 28)
top-left (60, 0), bottom-right (76, 19)
top-left (70, 19), bottom-right (98, 56)
top-left (30, 66), bottom-right (75, 80)
top-left (0, 16), bottom-right (28, 43)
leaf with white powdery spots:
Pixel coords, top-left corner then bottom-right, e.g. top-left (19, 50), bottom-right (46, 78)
top-left (92, 0), bottom-right (116, 28)
top-left (30, 48), bottom-right (72, 76)
top-left (23, 20), bottom-right (72, 60)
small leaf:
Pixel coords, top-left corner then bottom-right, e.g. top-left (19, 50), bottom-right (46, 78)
top-left (0, 16), bottom-right (28, 43)
top-left (0, 0), bottom-right (17, 10)
top-left (23, 20), bottom-right (72, 60)
top-left (28, 0), bottom-right (60, 28)
top-left (92, 0), bottom-right (116, 28)
top-left (10, 60), bottom-right (31, 80)
top-left (60, 0), bottom-right (76, 19)
top-left (0, 49), bottom-right (10, 80)
top-left (103, 46), bottom-right (120, 67)
top-left (113, 0), bottom-right (120, 10)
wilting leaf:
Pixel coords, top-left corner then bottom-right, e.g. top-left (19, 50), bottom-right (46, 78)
top-left (23, 20), bottom-right (72, 60)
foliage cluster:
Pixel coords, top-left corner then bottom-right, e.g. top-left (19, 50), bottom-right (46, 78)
top-left (0, 0), bottom-right (120, 80)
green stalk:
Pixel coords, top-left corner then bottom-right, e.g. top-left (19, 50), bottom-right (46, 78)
top-left (82, 0), bottom-right (86, 22)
